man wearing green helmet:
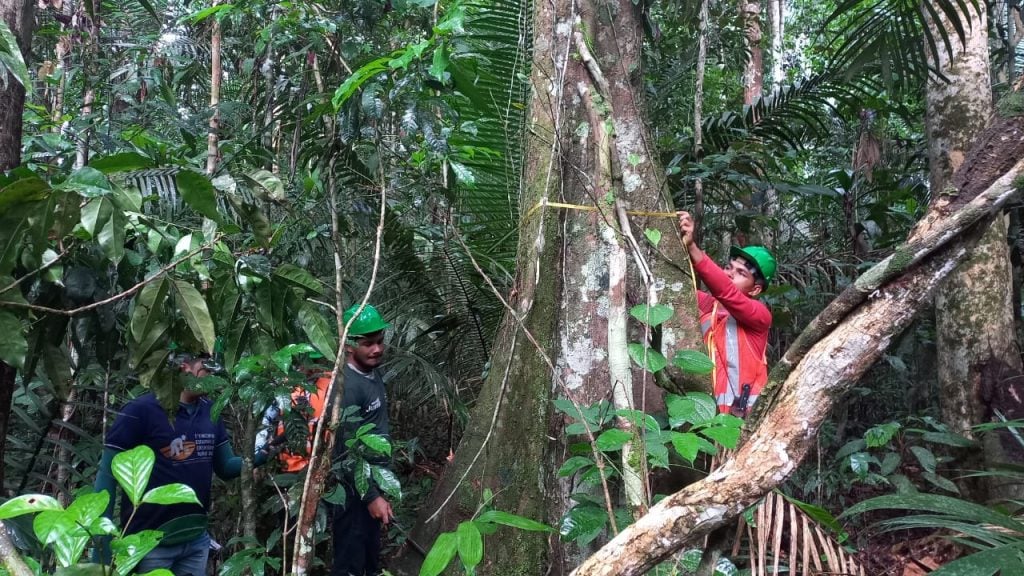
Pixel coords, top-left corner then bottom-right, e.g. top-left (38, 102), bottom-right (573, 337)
top-left (678, 211), bottom-right (776, 417)
top-left (332, 303), bottom-right (393, 576)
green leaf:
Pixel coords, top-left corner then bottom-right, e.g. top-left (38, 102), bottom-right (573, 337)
top-left (111, 530), bottom-right (163, 576)
top-left (175, 171), bottom-right (221, 222)
top-left (0, 310), bottom-right (27, 368)
top-left (130, 277), bottom-right (170, 342)
top-left (0, 176), bottom-right (49, 213)
top-left (371, 466), bottom-right (402, 500)
top-left (629, 304), bottom-right (674, 327)
top-left (865, 422), bottom-right (901, 448)
top-left (35, 510), bottom-right (89, 567)
top-left (910, 445), bottom-right (937, 474)
top-left (450, 161), bottom-right (475, 187)
top-left (61, 167), bottom-right (112, 197)
top-left (355, 460), bottom-right (371, 497)
top-left (922, 471), bottom-right (960, 494)
top-left (627, 343), bottom-right (668, 373)
top-left (0, 494), bottom-right (63, 519)
top-left (419, 532), bottom-right (458, 576)
top-left (245, 169), bottom-right (285, 202)
top-left (700, 425), bottom-right (741, 449)
top-left (476, 510), bottom-right (552, 532)
top-left (849, 452), bottom-right (870, 478)
top-left (558, 456), bottom-right (594, 478)
top-left (141, 483), bottom-right (200, 506)
top-left (98, 203), bottom-right (126, 263)
top-left (90, 153), bottom-right (155, 175)
top-left (186, 3), bottom-right (235, 23)
top-left (456, 521), bottom-right (483, 570)
top-left (299, 303), bottom-right (336, 360)
top-left (273, 264), bottom-right (322, 294)
top-left (112, 445), bottom-right (156, 507)
top-left (779, 492), bottom-right (846, 538)
top-left (558, 505), bottom-right (607, 543)
top-left (595, 428), bottom-right (633, 451)
top-left (0, 21), bottom-right (31, 91)
top-left (644, 228), bottom-right (662, 247)
top-left (322, 485), bottom-right (347, 506)
top-left (879, 451), bottom-right (901, 476)
top-left (171, 280), bottom-right (216, 353)
top-left (666, 392), bottom-right (717, 428)
top-left (64, 491), bottom-right (108, 527)
top-left (81, 197), bottom-right (113, 238)
top-left (672, 350), bottom-right (715, 375)
top-left (429, 44), bottom-right (450, 81)
top-left (332, 56), bottom-right (391, 109)
top-left (359, 434), bottom-right (392, 456)
top-left (670, 431), bottom-right (702, 463)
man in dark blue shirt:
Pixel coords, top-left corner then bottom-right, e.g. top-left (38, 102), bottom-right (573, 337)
top-left (94, 351), bottom-right (261, 576)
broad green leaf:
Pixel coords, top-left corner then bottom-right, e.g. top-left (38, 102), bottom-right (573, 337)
top-left (919, 431), bottom-right (976, 448)
top-left (558, 456), bottom-right (594, 478)
top-left (865, 422), bottom-right (901, 448)
top-left (910, 445), bottom-right (937, 474)
top-left (34, 510), bottom-right (88, 567)
top-left (355, 460), bottom-right (371, 497)
top-left (700, 426), bottom-right (741, 449)
top-left (322, 485), bottom-right (347, 506)
top-left (130, 277), bottom-right (171, 340)
top-left (558, 505), bottom-right (607, 544)
top-left (879, 451), bottom-right (901, 476)
top-left (0, 494), bottom-right (63, 519)
top-left (270, 343), bottom-right (316, 373)
top-left (930, 545), bottom-right (1023, 576)
top-left (98, 204), bottom-right (126, 263)
top-left (476, 510), bottom-right (552, 532)
top-left (273, 264), bottom-right (322, 294)
top-left (64, 491), bottom-right (109, 527)
top-left (0, 310), bottom-right (26, 367)
top-left (141, 483), bottom-right (200, 506)
top-left (172, 280), bottom-right (216, 353)
top-left (332, 56), bottom-right (390, 109)
top-left (135, 570), bottom-right (175, 576)
top-left (450, 161), bottom-right (475, 187)
top-left (595, 428), bottom-right (633, 451)
top-left (185, 4), bottom-right (235, 23)
top-left (89, 152), bottom-right (153, 174)
top-left (54, 564), bottom-right (106, 576)
top-left (841, 493), bottom-right (1024, 532)
top-left (245, 169), bottom-right (285, 202)
top-left (419, 532), bottom-right (457, 576)
top-left (112, 445), bottom-right (156, 507)
top-left (0, 176), bottom-right (48, 213)
top-left (670, 431), bottom-right (702, 463)
top-left (614, 409), bottom-right (660, 431)
top-left (644, 228), bottom-right (662, 247)
top-left (62, 167), bottom-right (112, 197)
top-left (629, 304), bottom-right (674, 327)
top-left (371, 466), bottom-right (402, 500)
top-left (627, 343), bottom-right (668, 373)
top-left (849, 452), bottom-right (870, 478)
top-left (359, 434), bottom-right (392, 456)
top-left (922, 471), bottom-right (960, 494)
top-left (111, 530), bottom-right (163, 576)
top-left (299, 303), bottom-right (336, 360)
top-left (779, 492), bottom-right (846, 538)
top-left (0, 21), bottom-right (30, 90)
top-left (672, 350), bottom-right (715, 375)
top-left (456, 521), bottom-right (483, 570)
top-left (666, 392), bottom-right (717, 428)
top-left (435, 4), bottom-right (465, 33)
top-left (429, 44), bottom-right (450, 81)
top-left (81, 197), bottom-right (112, 238)
top-left (175, 171), bottom-right (221, 222)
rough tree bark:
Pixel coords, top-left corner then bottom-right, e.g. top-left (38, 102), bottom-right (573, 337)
top-left (922, 1), bottom-right (1024, 500)
top-left (0, 0), bottom-right (33, 171)
top-left (741, 0), bottom-right (763, 104)
top-left (409, 0), bottom-right (702, 573)
top-left (206, 1), bottom-right (223, 175)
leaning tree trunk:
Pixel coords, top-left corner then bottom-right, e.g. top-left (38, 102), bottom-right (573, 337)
top-left (0, 0), bottom-right (33, 171)
top-left (410, 0), bottom-right (702, 573)
top-left (571, 91), bottom-right (1024, 574)
top-left (921, 1), bottom-right (1024, 501)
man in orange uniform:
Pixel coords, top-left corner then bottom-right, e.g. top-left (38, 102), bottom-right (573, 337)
top-left (678, 211), bottom-right (776, 417)
top-left (256, 367), bottom-right (329, 472)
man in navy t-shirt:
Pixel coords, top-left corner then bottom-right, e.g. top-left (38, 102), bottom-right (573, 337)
top-left (94, 352), bottom-right (260, 576)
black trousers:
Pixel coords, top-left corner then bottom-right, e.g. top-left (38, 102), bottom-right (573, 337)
top-left (331, 486), bottom-right (382, 576)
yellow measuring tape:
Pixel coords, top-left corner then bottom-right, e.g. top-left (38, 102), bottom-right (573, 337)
top-left (522, 199), bottom-right (701, 310)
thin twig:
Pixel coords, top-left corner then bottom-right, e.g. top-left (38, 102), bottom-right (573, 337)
top-left (0, 239), bottom-right (219, 316)
top-left (0, 248), bottom-right (70, 297)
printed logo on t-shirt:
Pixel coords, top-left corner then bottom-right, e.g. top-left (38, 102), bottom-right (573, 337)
top-left (159, 432), bottom-right (218, 462)
top-left (160, 435), bottom-right (196, 461)
top-left (366, 397), bottom-right (381, 413)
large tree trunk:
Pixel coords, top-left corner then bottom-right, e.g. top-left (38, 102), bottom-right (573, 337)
top-left (0, 0), bottom-right (33, 171)
top-left (923, 1), bottom-right (1024, 500)
top-left (741, 1), bottom-right (763, 104)
top-left (409, 0), bottom-right (701, 573)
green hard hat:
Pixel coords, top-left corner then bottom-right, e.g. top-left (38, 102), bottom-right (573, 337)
top-left (730, 245), bottom-right (777, 282)
top-left (342, 303), bottom-right (391, 337)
